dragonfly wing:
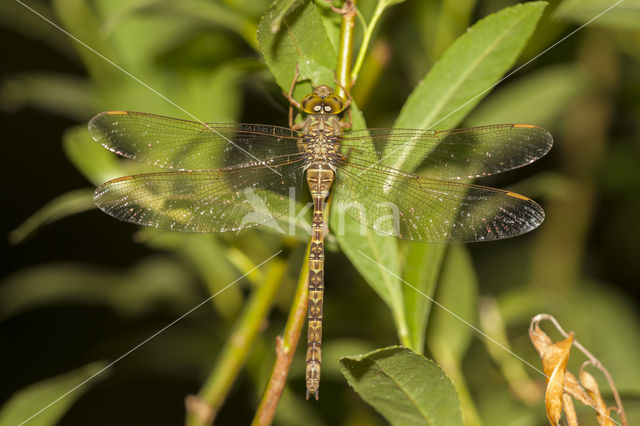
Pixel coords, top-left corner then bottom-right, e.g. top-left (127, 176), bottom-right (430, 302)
top-left (94, 160), bottom-right (306, 233)
top-left (89, 111), bottom-right (301, 171)
top-left (340, 124), bottom-right (552, 180)
top-left (334, 162), bottom-right (544, 243)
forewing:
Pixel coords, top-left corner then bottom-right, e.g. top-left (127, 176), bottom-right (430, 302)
top-left (94, 159), bottom-right (306, 233)
top-left (334, 161), bottom-right (544, 243)
top-left (89, 111), bottom-right (301, 171)
top-left (340, 124), bottom-right (552, 180)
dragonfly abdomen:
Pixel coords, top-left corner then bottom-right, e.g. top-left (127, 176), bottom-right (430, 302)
top-left (305, 165), bottom-right (334, 400)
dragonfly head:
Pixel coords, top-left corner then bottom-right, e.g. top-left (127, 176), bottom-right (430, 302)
top-left (301, 85), bottom-right (346, 115)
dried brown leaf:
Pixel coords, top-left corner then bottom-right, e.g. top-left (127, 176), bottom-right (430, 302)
top-left (530, 322), bottom-right (555, 358)
top-left (541, 332), bottom-right (574, 425)
top-left (580, 368), bottom-right (616, 426)
top-left (529, 315), bottom-right (627, 426)
top-left (565, 371), bottom-right (596, 406)
top-left (563, 393), bottom-right (579, 426)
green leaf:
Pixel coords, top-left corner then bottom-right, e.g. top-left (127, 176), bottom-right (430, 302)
top-left (555, 0), bottom-right (640, 30)
top-left (95, 0), bottom-right (192, 73)
top-left (62, 125), bottom-right (123, 186)
top-left (427, 245), bottom-right (477, 364)
top-left (394, 1), bottom-right (547, 133)
top-left (108, 0), bottom-right (258, 50)
top-left (0, 258), bottom-right (199, 320)
top-left (427, 247), bottom-right (480, 426)
top-left (139, 231), bottom-right (244, 320)
top-left (340, 346), bottom-right (463, 426)
top-left (314, 339), bottom-right (377, 379)
top-left (0, 73), bottom-right (94, 120)
top-left (382, 0), bottom-right (408, 7)
top-left (332, 99), bottom-right (406, 345)
top-left (0, 1), bottom-right (77, 60)
top-left (402, 242), bottom-right (446, 353)
top-left (0, 362), bottom-right (109, 426)
top-left (258, 0), bottom-right (337, 100)
top-left (378, 3), bottom-right (546, 352)
top-left (465, 64), bottom-right (587, 129)
top-left (331, 215), bottom-right (406, 343)
top-left (267, 0), bottom-right (307, 34)
top-left (330, 188), bottom-right (407, 345)
top-left (8, 189), bottom-right (95, 244)
top-left (414, 0), bottom-right (476, 63)
top-left (174, 64), bottom-right (245, 122)
top-left (52, 0), bottom-right (120, 84)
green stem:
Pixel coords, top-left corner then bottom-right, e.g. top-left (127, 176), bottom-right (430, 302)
top-left (186, 259), bottom-right (287, 426)
top-left (335, 0), bottom-right (356, 100)
top-left (351, 0), bottom-right (397, 84)
top-left (252, 244), bottom-right (310, 426)
top-left (351, 39), bottom-right (391, 108)
top-left (432, 344), bottom-right (483, 426)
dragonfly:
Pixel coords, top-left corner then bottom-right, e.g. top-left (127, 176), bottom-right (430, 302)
top-left (89, 84), bottom-right (552, 400)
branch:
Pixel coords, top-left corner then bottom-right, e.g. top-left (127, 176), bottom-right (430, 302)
top-left (335, 0), bottom-right (356, 100)
top-left (252, 245), bottom-right (310, 425)
top-left (186, 259), bottom-right (287, 426)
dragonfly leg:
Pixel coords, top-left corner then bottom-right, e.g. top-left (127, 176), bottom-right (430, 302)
top-left (338, 108), bottom-right (352, 130)
top-left (332, 75), bottom-right (352, 130)
top-left (325, 0), bottom-right (355, 15)
top-left (283, 65), bottom-right (302, 128)
top-left (333, 76), bottom-right (352, 110)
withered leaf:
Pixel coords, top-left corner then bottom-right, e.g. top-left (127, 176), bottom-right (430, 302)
top-left (563, 393), bottom-right (578, 426)
top-left (580, 368), bottom-right (615, 426)
top-left (529, 323), bottom-right (576, 425)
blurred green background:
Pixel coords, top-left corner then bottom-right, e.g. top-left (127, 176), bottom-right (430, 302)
top-left (1, 0), bottom-right (639, 425)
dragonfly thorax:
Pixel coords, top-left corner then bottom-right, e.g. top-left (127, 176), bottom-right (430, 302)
top-left (299, 114), bottom-right (342, 169)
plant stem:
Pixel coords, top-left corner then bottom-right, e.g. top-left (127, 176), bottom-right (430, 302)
top-left (432, 344), bottom-right (483, 426)
top-left (351, 39), bottom-right (391, 108)
top-left (185, 259), bottom-right (287, 426)
top-left (252, 244), bottom-right (310, 426)
top-left (351, 0), bottom-right (397, 85)
top-left (335, 0), bottom-right (356, 100)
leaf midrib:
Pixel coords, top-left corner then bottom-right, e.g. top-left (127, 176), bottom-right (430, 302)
top-left (389, 6), bottom-right (536, 175)
top-left (419, 7), bottom-right (534, 130)
top-left (370, 353), bottom-right (433, 425)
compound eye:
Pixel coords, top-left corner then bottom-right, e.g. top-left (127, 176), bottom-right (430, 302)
top-left (301, 94), bottom-right (323, 114)
top-left (324, 95), bottom-right (345, 114)
top-left (299, 90), bottom-right (347, 114)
